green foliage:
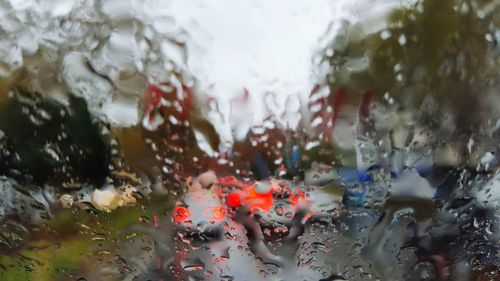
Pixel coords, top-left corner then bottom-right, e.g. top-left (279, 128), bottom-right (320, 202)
top-left (0, 199), bottom-right (172, 281)
top-left (0, 91), bottom-right (111, 186)
top-left (328, 0), bottom-right (498, 130)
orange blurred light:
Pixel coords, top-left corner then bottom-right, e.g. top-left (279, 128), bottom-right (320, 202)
top-left (204, 205), bottom-right (226, 221)
top-left (173, 206), bottom-right (192, 222)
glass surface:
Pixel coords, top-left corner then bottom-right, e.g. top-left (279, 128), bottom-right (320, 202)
top-left (0, 0), bottom-right (499, 280)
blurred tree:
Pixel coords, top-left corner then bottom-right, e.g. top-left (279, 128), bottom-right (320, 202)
top-left (326, 0), bottom-right (499, 132)
top-left (0, 90), bottom-right (111, 187)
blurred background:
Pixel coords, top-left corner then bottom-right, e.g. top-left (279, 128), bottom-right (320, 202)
top-left (0, 0), bottom-right (499, 280)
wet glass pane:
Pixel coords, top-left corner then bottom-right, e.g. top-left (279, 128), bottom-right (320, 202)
top-left (0, 0), bottom-right (499, 280)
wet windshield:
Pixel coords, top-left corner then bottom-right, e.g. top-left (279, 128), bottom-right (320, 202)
top-left (0, 0), bottom-right (499, 280)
